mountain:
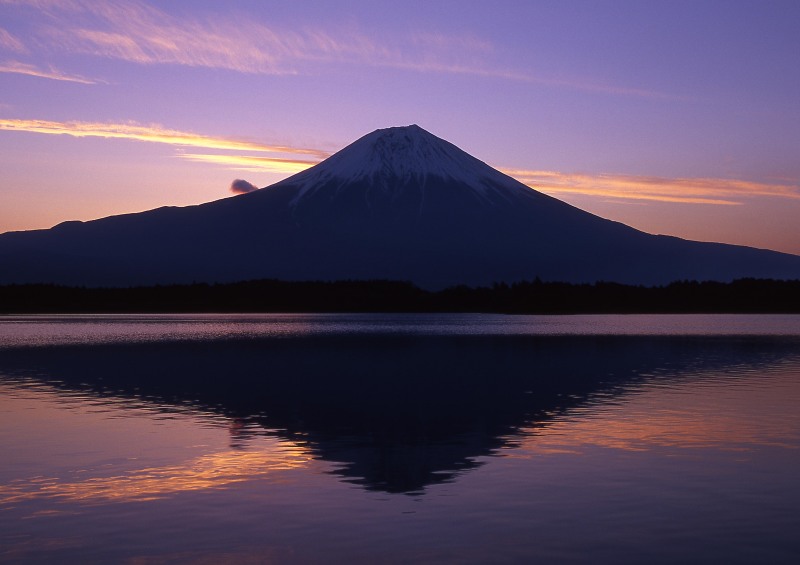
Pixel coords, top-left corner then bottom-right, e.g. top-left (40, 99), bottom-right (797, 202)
top-left (1, 124), bottom-right (800, 288)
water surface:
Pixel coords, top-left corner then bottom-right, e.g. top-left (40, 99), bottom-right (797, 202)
top-left (1, 314), bottom-right (799, 563)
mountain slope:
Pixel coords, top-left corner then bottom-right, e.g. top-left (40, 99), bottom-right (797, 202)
top-left (1, 125), bottom-right (799, 288)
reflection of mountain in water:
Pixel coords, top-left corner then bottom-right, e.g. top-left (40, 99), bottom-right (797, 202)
top-left (0, 335), bottom-right (796, 494)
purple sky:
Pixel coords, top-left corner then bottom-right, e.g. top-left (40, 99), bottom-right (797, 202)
top-left (2, 0), bottom-right (799, 254)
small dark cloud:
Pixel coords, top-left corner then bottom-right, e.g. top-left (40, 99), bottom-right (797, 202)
top-left (230, 179), bottom-right (259, 194)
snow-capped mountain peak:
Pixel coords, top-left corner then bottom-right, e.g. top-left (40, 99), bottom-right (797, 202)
top-left (279, 125), bottom-right (527, 206)
top-left (3, 124), bottom-right (800, 289)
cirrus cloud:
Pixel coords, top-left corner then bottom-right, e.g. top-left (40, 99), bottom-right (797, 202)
top-left (0, 27), bottom-right (27, 53)
top-left (2, 0), bottom-right (676, 99)
top-left (0, 60), bottom-right (99, 83)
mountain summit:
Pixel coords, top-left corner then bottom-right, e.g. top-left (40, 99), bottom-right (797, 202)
top-left (285, 124), bottom-right (521, 206)
top-left (270, 125), bottom-right (569, 230)
top-left (1, 125), bottom-right (800, 288)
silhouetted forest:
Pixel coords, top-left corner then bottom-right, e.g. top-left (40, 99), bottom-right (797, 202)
top-left (1, 278), bottom-right (799, 313)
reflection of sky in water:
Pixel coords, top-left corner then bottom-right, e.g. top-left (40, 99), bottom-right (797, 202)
top-left (2, 313), bottom-right (800, 349)
top-left (1, 315), bottom-right (799, 563)
top-left (2, 358), bottom-right (798, 508)
top-left (516, 361), bottom-right (800, 454)
top-left (0, 382), bottom-right (323, 509)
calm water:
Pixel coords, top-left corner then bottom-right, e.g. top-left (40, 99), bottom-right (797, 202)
top-left (1, 314), bottom-right (799, 564)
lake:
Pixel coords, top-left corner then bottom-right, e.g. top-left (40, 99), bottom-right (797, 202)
top-left (1, 314), bottom-right (799, 564)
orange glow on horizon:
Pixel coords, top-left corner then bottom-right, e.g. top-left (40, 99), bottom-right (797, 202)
top-left (501, 168), bottom-right (800, 206)
top-left (0, 119), bottom-right (329, 158)
top-left (180, 153), bottom-right (320, 174)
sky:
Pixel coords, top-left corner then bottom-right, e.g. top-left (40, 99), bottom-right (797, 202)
top-left (1, 0), bottom-right (799, 255)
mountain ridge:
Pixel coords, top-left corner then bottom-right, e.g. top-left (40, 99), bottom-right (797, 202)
top-left (1, 124), bottom-right (799, 288)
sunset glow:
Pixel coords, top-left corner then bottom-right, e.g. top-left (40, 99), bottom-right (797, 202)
top-left (504, 169), bottom-right (800, 206)
top-left (0, 118), bottom-right (327, 158)
top-left (180, 153), bottom-right (321, 174)
top-left (1, 1), bottom-right (799, 254)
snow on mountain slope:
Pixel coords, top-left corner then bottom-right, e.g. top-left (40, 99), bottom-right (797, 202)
top-left (279, 125), bottom-right (539, 208)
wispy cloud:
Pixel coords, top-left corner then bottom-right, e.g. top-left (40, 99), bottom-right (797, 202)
top-left (0, 118), bottom-right (328, 159)
top-left (180, 153), bottom-right (321, 175)
top-left (26, 0), bottom-right (386, 75)
top-left (5, 0), bottom-right (674, 98)
top-left (6, 115), bottom-right (792, 205)
top-left (0, 60), bottom-right (99, 83)
top-left (0, 26), bottom-right (27, 53)
top-left (502, 168), bottom-right (800, 205)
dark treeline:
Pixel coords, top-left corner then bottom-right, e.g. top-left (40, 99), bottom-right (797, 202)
top-left (1, 278), bottom-right (799, 314)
